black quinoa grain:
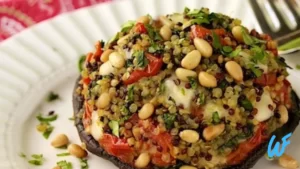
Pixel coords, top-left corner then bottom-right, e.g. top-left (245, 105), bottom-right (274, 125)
top-left (228, 108), bottom-right (235, 115)
top-left (256, 97), bottom-right (261, 102)
top-left (268, 104), bottom-right (274, 110)
top-left (48, 110), bottom-right (55, 116)
top-left (223, 104), bottom-right (229, 109)
top-left (185, 83), bottom-right (191, 89)
top-left (274, 111), bottom-right (281, 118)
top-left (205, 154), bottom-right (212, 161)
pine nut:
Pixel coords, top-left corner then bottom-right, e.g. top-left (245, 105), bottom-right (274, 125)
top-left (181, 50), bottom-right (201, 70)
top-left (110, 79), bottom-right (120, 87)
top-left (175, 68), bottom-right (197, 82)
top-left (179, 130), bottom-right (200, 143)
top-left (160, 25), bottom-right (172, 41)
top-left (135, 152), bottom-right (151, 168)
top-left (137, 15), bottom-right (150, 24)
top-left (68, 144), bottom-right (88, 158)
top-left (232, 26), bottom-right (244, 43)
top-left (180, 166), bottom-right (197, 169)
top-left (159, 16), bottom-right (174, 28)
top-left (278, 154), bottom-right (299, 169)
top-left (203, 124), bottom-right (225, 141)
top-left (193, 38), bottom-right (213, 58)
top-left (198, 72), bottom-right (217, 88)
top-left (96, 92), bottom-right (111, 109)
top-left (101, 49), bottom-right (114, 63)
top-left (99, 61), bottom-right (114, 76)
top-left (51, 134), bottom-right (69, 148)
top-left (109, 52), bottom-right (125, 68)
top-left (225, 61), bottom-right (243, 82)
top-left (278, 105), bottom-right (289, 125)
top-left (138, 103), bottom-right (155, 120)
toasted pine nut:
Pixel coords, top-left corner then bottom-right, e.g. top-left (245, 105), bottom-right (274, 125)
top-left (51, 134), bottom-right (69, 148)
top-left (181, 50), bottom-right (201, 70)
top-left (175, 68), bottom-right (197, 82)
top-left (180, 166), bottom-right (198, 169)
top-left (198, 72), bottom-right (217, 88)
top-left (278, 154), bottom-right (299, 169)
top-left (135, 152), bottom-right (151, 168)
top-left (232, 26), bottom-right (244, 42)
top-left (203, 123), bottom-right (225, 141)
top-left (138, 103), bottom-right (155, 120)
top-left (109, 52), bottom-right (125, 68)
top-left (160, 25), bottom-right (172, 41)
top-left (225, 61), bottom-right (243, 81)
top-left (278, 105), bottom-right (289, 125)
top-left (179, 130), bottom-right (200, 143)
top-left (159, 16), bottom-right (174, 28)
top-left (137, 15), bottom-right (150, 24)
top-left (101, 49), bottom-right (114, 63)
top-left (193, 38), bottom-right (213, 58)
top-left (68, 144), bottom-right (88, 158)
top-left (96, 92), bottom-right (111, 109)
top-left (110, 79), bottom-right (120, 87)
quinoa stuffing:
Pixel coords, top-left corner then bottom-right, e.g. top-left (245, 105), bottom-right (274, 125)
top-left (76, 7), bottom-right (294, 169)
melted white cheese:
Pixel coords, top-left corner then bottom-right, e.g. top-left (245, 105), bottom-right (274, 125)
top-left (91, 111), bottom-right (104, 141)
top-left (125, 49), bottom-right (133, 60)
top-left (164, 77), bottom-right (195, 108)
top-left (99, 61), bottom-right (114, 76)
top-left (254, 91), bottom-right (275, 122)
top-left (203, 102), bottom-right (228, 120)
top-left (257, 62), bottom-right (268, 73)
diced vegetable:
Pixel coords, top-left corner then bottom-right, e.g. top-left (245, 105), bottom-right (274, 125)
top-left (28, 154), bottom-right (44, 166)
top-left (212, 111), bottom-right (221, 124)
top-left (56, 152), bottom-right (70, 157)
top-left (163, 114), bottom-right (176, 129)
top-left (57, 160), bottom-right (73, 169)
top-left (36, 114), bottom-right (58, 123)
top-left (108, 120), bottom-right (120, 137)
top-left (80, 158), bottom-right (89, 169)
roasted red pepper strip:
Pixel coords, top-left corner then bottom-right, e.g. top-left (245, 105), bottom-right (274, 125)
top-left (135, 23), bottom-right (147, 34)
top-left (254, 73), bottom-right (277, 86)
top-left (227, 123), bottom-right (268, 165)
top-left (99, 134), bottom-right (134, 164)
top-left (191, 25), bottom-right (226, 39)
top-left (123, 53), bottom-right (163, 85)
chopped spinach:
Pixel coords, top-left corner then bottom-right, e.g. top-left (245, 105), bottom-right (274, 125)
top-left (251, 46), bottom-right (268, 63)
top-left (148, 42), bottom-right (164, 54)
top-left (163, 114), bottom-right (176, 129)
top-left (133, 51), bottom-right (148, 68)
top-left (188, 77), bottom-right (198, 89)
top-left (239, 96), bottom-right (253, 111)
top-left (250, 66), bottom-right (263, 77)
top-left (198, 93), bottom-right (206, 105)
top-left (36, 114), bottom-right (58, 123)
top-left (241, 27), bottom-right (266, 46)
top-left (121, 20), bottom-right (135, 33)
top-left (57, 160), bottom-right (73, 169)
top-left (46, 92), bottom-right (60, 102)
top-left (145, 24), bottom-right (162, 41)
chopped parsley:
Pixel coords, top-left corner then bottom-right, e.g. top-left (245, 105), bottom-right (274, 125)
top-left (56, 152), bottom-right (70, 157)
top-left (57, 160), bottom-right (73, 169)
top-left (221, 46), bottom-right (233, 55)
top-left (68, 117), bottom-right (75, 121)
top-left (133, 51), bottom-right (148, 68)
top-left (78, 55), bottom-right (86, 72)
top-left (241, 27), bottom-right (266, 46)
top-left (239, 96), bottom-right (253, 111)
top-left (46, 92), bottom-right (60, 102)
top-left (181, 88), bottom-right (186, 95)
top-left (212, 112), bottom-right (221, 124)
top-left (127, 85), bottom-right (135, 102)
top-left (198, 93), bottom-right (206, 105)
top-left (250, 46), bottom-right (268, 63)
top-left (42, 125), bottom-right (54, 139)
top-left (108, 120), bottom-right (120, 137)
top-left (145, 24), bottom-right (162, 41)
top-left (19, 152), bottom-right (26, 158)
top-left (148, 42), bottom-right (164, 54)
top-left (36, 114), bottom-right (58, 123)
top-left (250, 66), bottom-right (263, 77)
top-left (28, 154), bottom-right (44, 166)
top-left (121, 20), bottom-right (135, 33)
top-left (188, 77), bottom-right (198, 89)
top-left (80, 158), bottom-right (89, 169)
top-left (163, 114), bottom-right (176, 129)
top-left (229, 47), bottom-right (242, 57)
top-left (212, 31), bottom-right (222, 50)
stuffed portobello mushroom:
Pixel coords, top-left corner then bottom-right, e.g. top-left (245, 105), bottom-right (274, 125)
top-left (73, 8), bottom-right (300, 169)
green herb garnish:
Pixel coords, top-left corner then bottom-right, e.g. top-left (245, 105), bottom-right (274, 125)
top-left (78, 55), bottom-right (86, 72)
top-left (191, 18), bottom-right (209, 25)
top-left (148, 42), bottom-right (164, 54)
top-left (57, 160), bottom-right (73, 169)
top-left (181, 88), bottom-right (186, 95)
top-left (239, 96), bottom-right (253, 111)
top-left (250, 66), bottom-right (263, 77)
top-left (108, 120), bottom-right (119, 137)
top-left (251, 46), bottom-right (268, 62)
top-left (68, 117), bottom-right (75, 121)
top-left (43, 125), bottom-right (54, 139)
top-left (108, 32), bottom-right (120, 44)
top-left (145, 24), bottom-right (162, 41)
top-left (163, 114), bottom-right (176, 129)
top-left (221, 46), bottom-right (233, 55)
top-left (241, 27), bottom-right (266, 46)
top-left (127, 85), bottom-right (134, 102)
top-left (188, 77), bottom-right (198, 89)
top-left (212, 112), bottom-right (220, 124)
top-left (296, 65), bottom-right (300, 70)
top-left (212, 31), bottom-right (222, 49)
top-left (159, 82), bottom-right (166, 94)
top-left (121, 20), bottom-right (135, 33)
top-left (28, 154), bottom-right (44, 166)
top-left (36, 114), bottom-right (58, 123)
top-left (229, 47), bottom-right (242, 57)
top-left (198, 93), bottom-right (206, 105)
top-left (46, 92), bottom-right (60, 102)
top-left (19, 152), bottom-right (26, 158)
top-left (80, 158), bottom-right (89, 169)
top-left (133, 51), bottom-right (148, 68)
top-left (56, 152), bottom-right (70, 157)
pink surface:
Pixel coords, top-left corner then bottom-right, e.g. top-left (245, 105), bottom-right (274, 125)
top-left (0, 0), bottom-right (111, 42)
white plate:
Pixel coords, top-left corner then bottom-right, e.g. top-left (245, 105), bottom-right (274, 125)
top-left (0, 0), bottom-right (300, 168)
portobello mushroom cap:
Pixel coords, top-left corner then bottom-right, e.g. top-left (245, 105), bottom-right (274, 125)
top-left (73, 77), bottom-right (300, 169)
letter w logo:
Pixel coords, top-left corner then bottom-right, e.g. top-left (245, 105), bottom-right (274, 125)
top-left (267, 133), bottom-right (292, 158)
